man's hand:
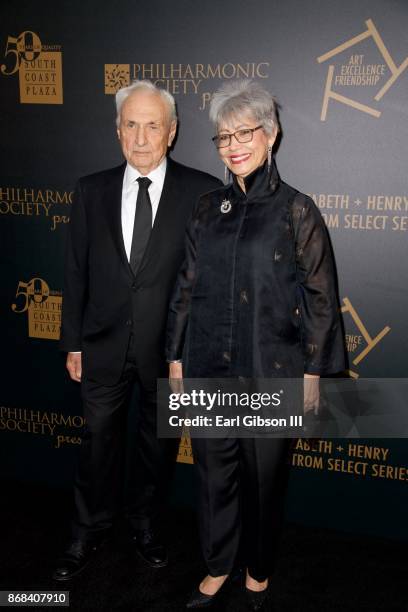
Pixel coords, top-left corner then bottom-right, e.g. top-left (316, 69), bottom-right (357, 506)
top-left (66, 352), bottom-right (82, 382)
top-left (169, 361), bottom-right (183, 394)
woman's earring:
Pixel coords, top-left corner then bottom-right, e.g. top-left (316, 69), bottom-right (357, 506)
top-left (267, 145), bottom-right (272, 172)
top-left (224, 165), bottom-right (229, 184)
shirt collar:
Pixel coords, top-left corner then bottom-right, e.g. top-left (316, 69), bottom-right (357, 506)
top-left (124, 157), bottom-right (167, 190)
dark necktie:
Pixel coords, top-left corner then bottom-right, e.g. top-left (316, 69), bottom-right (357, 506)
top-left (129, 177), bottom-right (152, 275)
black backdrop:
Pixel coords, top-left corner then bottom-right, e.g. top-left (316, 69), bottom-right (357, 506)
top-left (1, 0), bottom-right (407, 540)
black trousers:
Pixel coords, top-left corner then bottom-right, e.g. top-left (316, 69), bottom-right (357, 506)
top-left (71, 335), bottom-right (176, 540)
top-left (191, 436), bottom-right (290, 582)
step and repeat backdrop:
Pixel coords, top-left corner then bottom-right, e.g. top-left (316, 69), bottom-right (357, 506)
top-left (1, 0), bottom-right (407, 539)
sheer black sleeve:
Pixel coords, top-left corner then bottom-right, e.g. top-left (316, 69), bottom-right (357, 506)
top-left (292, 193), bottom-right (346, 375)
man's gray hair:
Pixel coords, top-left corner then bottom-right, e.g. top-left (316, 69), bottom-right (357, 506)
top-left (209, 79), bottom-right (280, 136)
top-left (115, 80), bottom-right (177, 127)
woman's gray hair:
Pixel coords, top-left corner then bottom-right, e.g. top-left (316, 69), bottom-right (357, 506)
top-left (209, 79), bottom-right (280, 136)
top-left (115, 80), bottom-right (177, 127)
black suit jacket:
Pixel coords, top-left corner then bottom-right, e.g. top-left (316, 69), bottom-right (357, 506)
top-left (60, 157), bottom-right (222, 385)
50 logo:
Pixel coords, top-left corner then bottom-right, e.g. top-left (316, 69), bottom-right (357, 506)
top-left (1, 30), bottom-right (42, 75)
top-left (11, 277), bottom-right (62, 340)
top-left (11, 277), bottom-right (50, 313)
top-left (1, 30), bottom-right (63, 104)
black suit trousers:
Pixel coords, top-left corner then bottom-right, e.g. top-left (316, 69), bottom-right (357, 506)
top-left (191, 436), bottom-right (290, 581)
top-left (71, 334), bottom-right (177, 540)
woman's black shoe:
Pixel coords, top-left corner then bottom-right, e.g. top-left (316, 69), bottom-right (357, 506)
top-left (186, 572), bottom-right (235, 609)
top-left (186, 587), bottom-right (217, 609)
top-left (245, 585), bottom-right (270, 611)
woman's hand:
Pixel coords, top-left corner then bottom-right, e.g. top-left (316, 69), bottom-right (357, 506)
top-left (303, 373), bottom-right (320, 414)
top-left (169, 361), bottom-right (183, 394)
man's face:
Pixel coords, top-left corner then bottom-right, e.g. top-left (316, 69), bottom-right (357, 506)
top-left (117, 90), bottom-right (177, 175)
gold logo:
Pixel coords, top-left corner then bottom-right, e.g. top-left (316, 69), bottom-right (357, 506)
top-left (1, 30), bottom-right (63, 104)
top-left (104, 64), bottom-right (131, 94)
top-left (176, 427), bottom-right (193, 464)
top-left (11, 277), bottom-right (62, 340)
top-left (0, 185), bottom-right (73, 231)
top-left (103, 62), bottom-right (270, 110)
top-left (0, 406), bottom-right (85, 449)
top-left (341, 297), bottom-right (390, 378)
top-left (317, 19), bottom-right (408, 120)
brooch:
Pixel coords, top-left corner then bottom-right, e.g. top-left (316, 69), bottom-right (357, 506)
top-left (220, 199), bottom-right (232, 214)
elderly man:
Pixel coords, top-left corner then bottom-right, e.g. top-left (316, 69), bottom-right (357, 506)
top-left (53, 81), bottom-right (221, 581)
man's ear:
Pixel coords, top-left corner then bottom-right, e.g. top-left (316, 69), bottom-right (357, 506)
top-left (168, 120), bottom-right (177, 147)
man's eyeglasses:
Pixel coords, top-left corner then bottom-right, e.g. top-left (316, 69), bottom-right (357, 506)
top-left (212, 125), bottom-right (263, 149)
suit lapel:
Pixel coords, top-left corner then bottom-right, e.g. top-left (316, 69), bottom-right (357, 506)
top-left (135, 158), bottom-right (179, 278)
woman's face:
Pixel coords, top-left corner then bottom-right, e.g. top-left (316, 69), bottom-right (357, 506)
top-left (217, 114), bottom-right (277, 180)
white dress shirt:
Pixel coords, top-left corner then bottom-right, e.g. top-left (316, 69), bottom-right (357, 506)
top-left (121, 158), bottom-right (167, 260)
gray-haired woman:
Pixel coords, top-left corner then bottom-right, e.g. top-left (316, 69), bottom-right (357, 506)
top-left (167, 80), bottom-right (345, 609)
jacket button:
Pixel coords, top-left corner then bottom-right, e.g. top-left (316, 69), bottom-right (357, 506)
top-left (223, 351), bottom-right (231, 362)
top-left (126, 319), bottom-right (132, 326)
top-left (240, 290), bottom-right (249, 304)
top-left (294, 307), bottom-right (300, 316)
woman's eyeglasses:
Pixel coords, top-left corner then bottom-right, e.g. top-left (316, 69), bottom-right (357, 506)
top-left (212, 125), bottom-right (263, 148)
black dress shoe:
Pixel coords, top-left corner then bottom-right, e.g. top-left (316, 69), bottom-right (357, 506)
top-left (52, 538), bottom-right (102, 582)
top-left (131, 528), bottom-right (168, 568)
top-left (245, 585), bottom-right (270, 611)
